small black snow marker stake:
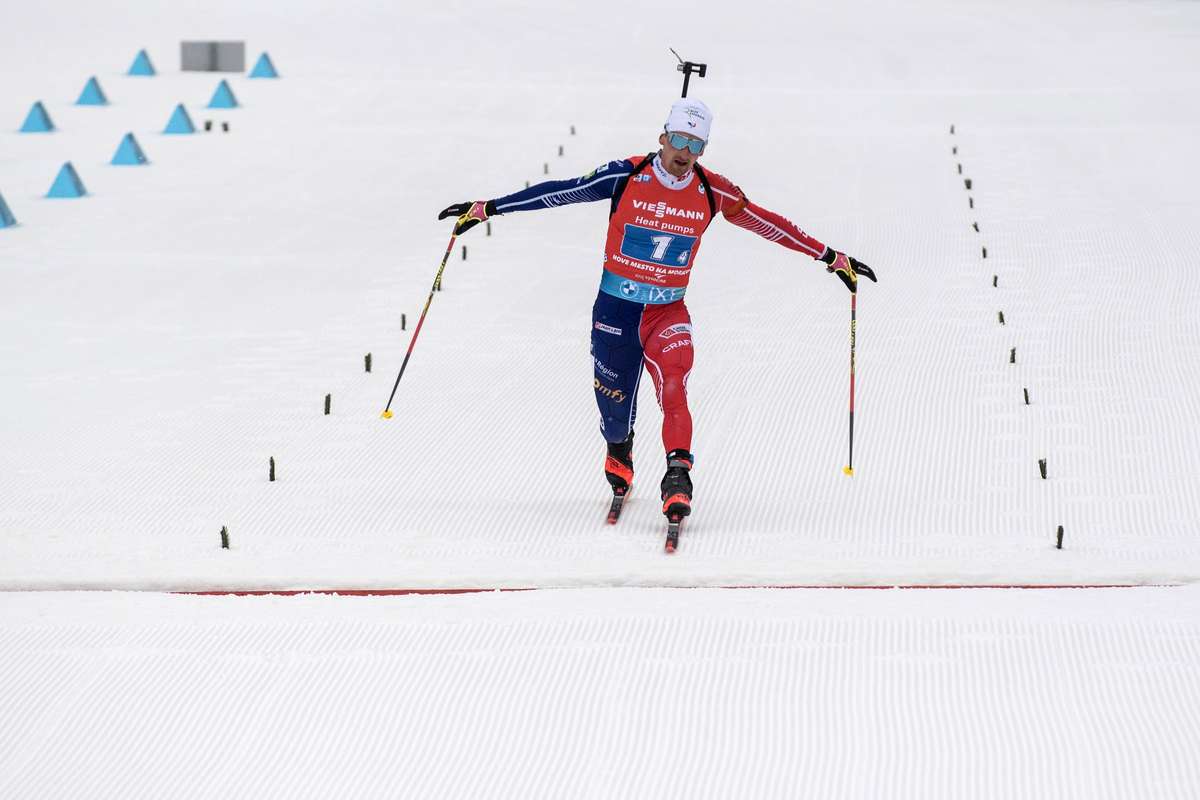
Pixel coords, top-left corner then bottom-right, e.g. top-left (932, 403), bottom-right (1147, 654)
top-left (982, 246), bottom-right (988, 259)
top-left (969, 196), bottom-right (974, 209)
top-left (952, 145), bottom-right (958, 155)
top-left (1024, 387), bottom-right (1030, 405)
top-left (558, 145), bottom-right (564, 156)
top-left (543, 163), bottom-right (548, 175)
top-left (461, 244), bottom-right (467, 261)
top-left (973, 221), bottom-right (980, 232)
top-left (222, 121), bottom-right (229, 133)
top-left (269, 457), bottom-right (275, 482)
top-left (957, 163), bottom-right (962, 174)
top-left (993, 275), bottom-right (998, 287)
top-left (570, 124), bottom-right (576, 135)
top-left (324, 394), bottom-right (331, 415)
top-left (1010, 347), bottom-right (1017, 364)
top-left (525, 180), bottom-right (530, 188)
top-left (220, 526), bottom-right (229, 549)
top-left (401, 313), bottom-right (407, 331)
top-left (950, 124), bottom-right (955, 134)
top-left (999, 311), bottom-right (1006, 325)
top-left (204, 120), bottom-right (213, 132)
top-left (486, 221), bottom-right (491, 236)
top-left (1056, 525), bottom-right (1064, 549)
top-left (1039, 459), bottom-right (1047, 479)
top-left (964, 178), bottom-right (972, 190)
top-left (365, 353), bottom-right (372, 373)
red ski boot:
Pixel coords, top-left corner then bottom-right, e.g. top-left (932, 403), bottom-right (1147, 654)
top-left (604, 433), bottom-right (634, 524)
top-left (660, 449), bottom-right (693, 519)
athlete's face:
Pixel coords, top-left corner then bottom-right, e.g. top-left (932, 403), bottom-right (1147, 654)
top-left (658, 131), bottom-right (705, 177)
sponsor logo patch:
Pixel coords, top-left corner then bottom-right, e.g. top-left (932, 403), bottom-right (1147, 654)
top-left (594, 321), bottom-right (622, 336)
top-left (631, 199), bottom-right (705, 221)
top-left (659, 323), bottom-right (693, 339)
top-left (583, 163), bottom-right (610, 180)
top-left (594, 378), bottom-right (627, 403)
top-left (593, 357), bottom-right (619, 380)
top-left (662, 338), bottom-right (691, 354)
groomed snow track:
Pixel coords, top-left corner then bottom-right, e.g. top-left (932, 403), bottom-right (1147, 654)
top-left (4, 0), bottom-right (1200, 795)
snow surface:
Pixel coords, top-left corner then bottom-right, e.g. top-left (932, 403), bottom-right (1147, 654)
top-left (3, 0), bottom-right (1200, 589)
top-left (4, 587), bottom-right (1200, 798)
top-left (4, 0), bottom-right (1200, 794)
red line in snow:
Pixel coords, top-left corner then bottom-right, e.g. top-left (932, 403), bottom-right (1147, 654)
top-left (726, 584), bottom-right (1176, 590)
top-left (172, 584), bottom-right (1176, 597)
top-left (180, 588), bottom-right (535, 597)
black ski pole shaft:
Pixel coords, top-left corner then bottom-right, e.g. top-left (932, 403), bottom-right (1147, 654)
top-left (843, 292), bottom-right (857, 476)
top-left (380, 231), bottom-right (458, 419)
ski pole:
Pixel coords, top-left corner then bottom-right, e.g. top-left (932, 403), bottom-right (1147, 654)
top-left (380, 231), bottom-right (458, 419)
top-left (843, 291), bottom-right (857, 476)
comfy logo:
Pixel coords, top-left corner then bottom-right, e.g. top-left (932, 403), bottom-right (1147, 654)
top-left (594, 379), bottom-right (626, 403)
top-left (631, 200), bottom-right (705, 221)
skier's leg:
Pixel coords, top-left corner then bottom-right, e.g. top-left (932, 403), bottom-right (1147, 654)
top-left (640, 303), bottom-right (694, 454)
top-left (641, 303), bottom-right (695, 517)
top-left (591, 292), bottom-right (646, 489)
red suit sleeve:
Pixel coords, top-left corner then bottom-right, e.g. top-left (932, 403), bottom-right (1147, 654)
top-left (703, 168), bottom-right (828, 259)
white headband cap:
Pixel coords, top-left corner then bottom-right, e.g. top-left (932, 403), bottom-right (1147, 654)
top-left (664, 98), bottom-right (712, 141)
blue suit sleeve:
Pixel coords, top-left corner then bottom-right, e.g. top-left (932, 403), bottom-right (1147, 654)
top-left (491, 160), bottom-right (634, 214)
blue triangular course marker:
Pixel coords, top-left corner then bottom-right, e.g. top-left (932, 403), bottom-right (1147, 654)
top-left (0, 192), bottom-right (16, 228)
top-left (76, 76), bottom-right (109, 106)
top-left (128, 49), bottom-right (156, 76)
top-left (164, 103), bottom-right (196, 134)
top-left (249, 52), bottom-right (279, 78)
top-left (20, 101), bottom-right (55, 133)
top-left (112, 133), bottom-right (149, 165)
top-left (47, 162), bottom-right (87, 198)
top-left (207, 79), bottom-right (238, 109)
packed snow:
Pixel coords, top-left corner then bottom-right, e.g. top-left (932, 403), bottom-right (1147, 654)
top-left (3, 0), bottom-right (1200, 795)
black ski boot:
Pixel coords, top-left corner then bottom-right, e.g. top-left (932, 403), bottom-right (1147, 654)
top-left (659, 448), bottom-right (694, 518)
top-left (604, 432), bottom-right (635, 493)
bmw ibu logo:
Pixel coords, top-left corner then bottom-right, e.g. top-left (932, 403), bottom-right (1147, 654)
top-left (620, 280), bottom-right (638, 297)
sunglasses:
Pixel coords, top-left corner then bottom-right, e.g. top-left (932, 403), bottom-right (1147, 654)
top-left (666, 132), bottom-right (706, 155)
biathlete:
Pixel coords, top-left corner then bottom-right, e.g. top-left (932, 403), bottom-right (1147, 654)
top-left (439, 98), bottom-right (877, 527)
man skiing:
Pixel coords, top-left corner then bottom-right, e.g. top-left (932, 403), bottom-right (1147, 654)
top-left (438, 98), bottom-right (876, 534)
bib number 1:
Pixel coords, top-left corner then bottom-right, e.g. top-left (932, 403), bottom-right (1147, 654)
top-left (649, 235), bottom-right (672, 261)
top-left (619, 224), bottom-right (698, 267)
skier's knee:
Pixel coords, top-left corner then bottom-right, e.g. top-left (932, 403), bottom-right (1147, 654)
top-left (660, 379), bottom-right (688, 413)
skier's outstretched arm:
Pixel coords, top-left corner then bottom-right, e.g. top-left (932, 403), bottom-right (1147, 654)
top-left (706, 170), bottom-right (879, 293)
top-left (438, 159), bottom-right (636, 235)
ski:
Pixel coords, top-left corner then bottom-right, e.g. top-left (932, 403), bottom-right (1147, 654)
top-left (606, 489), bottom-right (627, 524)
top-left (664, 512), bottom-right (684, 553)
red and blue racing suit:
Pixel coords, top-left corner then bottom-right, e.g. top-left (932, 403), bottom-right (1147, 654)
top-left (489, 152), bottom-right (830, 456)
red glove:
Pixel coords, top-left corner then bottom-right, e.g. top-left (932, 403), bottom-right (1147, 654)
top-left (437, 200), bottom-right (495, 235)
top-left (821, 249), bottom-right (878, 293)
